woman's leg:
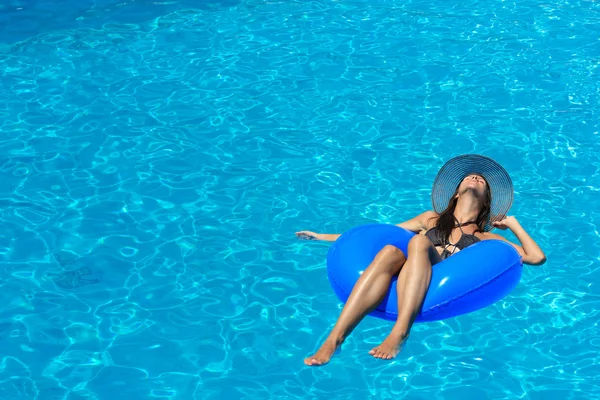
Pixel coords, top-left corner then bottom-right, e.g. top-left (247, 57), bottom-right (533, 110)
top-left (369, 235), bottom-right (442, 359)
top-left (304, 245), bottom-right (407, 366)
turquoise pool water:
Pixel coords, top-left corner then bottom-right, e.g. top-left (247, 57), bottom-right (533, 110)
top-left (1, 0), bottom-right (599, 398)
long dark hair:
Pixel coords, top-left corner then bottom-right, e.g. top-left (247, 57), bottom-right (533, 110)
top-left (432, 175), bottom-right (492, 244)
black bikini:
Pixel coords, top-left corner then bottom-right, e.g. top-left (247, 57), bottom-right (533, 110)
top-left (425, 219), bottom-right (481, 260)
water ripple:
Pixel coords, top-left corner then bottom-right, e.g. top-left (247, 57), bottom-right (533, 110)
top-left (1, 0), bottom-right (599, 398)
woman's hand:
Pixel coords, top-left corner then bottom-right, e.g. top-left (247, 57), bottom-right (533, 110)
top-left (295, 231), bottom-right (341, 242)
top-left (295, 231), bottom-right (323, 240)
top-left (492, 216), bottom-right (519, 231)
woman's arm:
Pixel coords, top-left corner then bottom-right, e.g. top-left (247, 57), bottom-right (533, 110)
top-left (295, 231), bottom-right (340, 242)
top-left (482, 216), bottom-right (546, 265)
top-left (295, 210), bottom-right (437, 242)
top-left (396, 210), bottom-right (438, 232)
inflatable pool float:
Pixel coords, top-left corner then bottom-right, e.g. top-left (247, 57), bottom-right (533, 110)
top-left (326, 224), bottom-right (523, 322)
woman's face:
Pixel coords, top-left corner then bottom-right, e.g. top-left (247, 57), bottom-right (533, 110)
top-left (458, 173), bottom-right (488, 197)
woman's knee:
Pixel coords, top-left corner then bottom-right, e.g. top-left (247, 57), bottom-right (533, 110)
top-left (375, 244), bottom-right (406, 263)
top-left (408, 235), bottom-right (432, 252)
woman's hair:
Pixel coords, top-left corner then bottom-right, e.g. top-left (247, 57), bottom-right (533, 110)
top-left (433, 175), bottom-right (492, 243)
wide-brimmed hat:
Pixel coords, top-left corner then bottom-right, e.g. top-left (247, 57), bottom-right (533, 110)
top-left (431, 154), bottom-right (514, 231)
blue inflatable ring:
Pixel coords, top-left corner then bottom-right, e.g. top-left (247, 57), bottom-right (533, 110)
top-left (326, 224), bottom-right (523, 322)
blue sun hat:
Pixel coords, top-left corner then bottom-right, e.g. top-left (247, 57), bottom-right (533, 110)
top-left (431, 154), bottom-right (514, 231)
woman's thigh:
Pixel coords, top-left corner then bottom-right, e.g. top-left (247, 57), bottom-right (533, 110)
top-left (367, 244), bottom-right (407, 276)
top-left (408, 235), bottom-right (444, 267)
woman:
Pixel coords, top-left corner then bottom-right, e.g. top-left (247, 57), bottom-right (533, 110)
top-left (296, 154), bottom-right (546, 366)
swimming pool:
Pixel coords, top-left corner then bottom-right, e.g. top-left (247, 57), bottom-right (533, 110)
top-left (1, 0), bottom-right (599, 398)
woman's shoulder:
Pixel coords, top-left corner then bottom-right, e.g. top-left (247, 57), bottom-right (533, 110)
top-left (396, 210), bottom-right (439, 233)
top-left (476, 231), bottom-right (502, 240)
top-left (419, 210), bottom-right (439, 230)
top-left (421, 210), bottom-right (439, 218)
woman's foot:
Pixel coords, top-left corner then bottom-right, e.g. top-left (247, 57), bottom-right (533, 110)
top-left (369, 332), bottom-right (409, 360)
top-left (304, 339), bottom-right (342, 366)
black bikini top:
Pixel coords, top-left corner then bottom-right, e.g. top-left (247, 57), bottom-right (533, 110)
top-left (425, 219), bottom-right (481, 259)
